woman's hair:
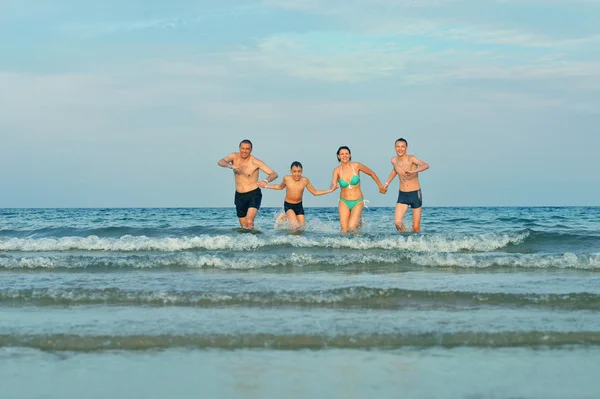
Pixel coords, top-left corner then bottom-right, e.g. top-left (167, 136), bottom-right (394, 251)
top-left (336, 146), bottom-right (351, 162)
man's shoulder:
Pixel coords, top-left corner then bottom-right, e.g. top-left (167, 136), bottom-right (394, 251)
top-left (249, 155), bottom-right (263, 165)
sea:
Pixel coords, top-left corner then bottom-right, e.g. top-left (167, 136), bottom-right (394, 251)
top-left (1, 206), bottom-right (600, 399)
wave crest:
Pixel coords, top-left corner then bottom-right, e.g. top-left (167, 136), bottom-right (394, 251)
top-left (0, 231), bottom-right (529, 253)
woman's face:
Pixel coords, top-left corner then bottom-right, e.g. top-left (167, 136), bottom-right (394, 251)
top-left (338, 149), bottom-right (351, 162)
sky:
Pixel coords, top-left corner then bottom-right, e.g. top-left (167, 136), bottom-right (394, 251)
top-left (1, 0), bottom-right (599, 208)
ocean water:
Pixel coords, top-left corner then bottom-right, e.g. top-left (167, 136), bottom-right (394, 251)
top-left (1, 207), bottom-right (600, 398)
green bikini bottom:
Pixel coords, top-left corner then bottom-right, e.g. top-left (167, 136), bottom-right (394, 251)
top-left (339, 198), bottom-right (364, 211)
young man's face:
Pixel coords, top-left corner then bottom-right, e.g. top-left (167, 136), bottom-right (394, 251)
top-left (239, 143), bottom-right (252, 159)
top-left (395, 141), bottom-right (407, 157)
top-left (291, 166), bottom-right (303, 181)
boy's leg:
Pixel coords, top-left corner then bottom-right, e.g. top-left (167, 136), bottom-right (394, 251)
top-left (275, 213), bottom-right (288, 228)
top-left (297, 215), bottom-right (306, 229)
top-left (411, 207), bottom-right (422, 233)
top-left (286, 210), bottom-right (300, 229)
top-left (394, 203), bottom-right (409, 232)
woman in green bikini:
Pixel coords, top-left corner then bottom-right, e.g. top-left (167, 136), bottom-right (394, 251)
top-left (330, 146), bottom-right (385, 233)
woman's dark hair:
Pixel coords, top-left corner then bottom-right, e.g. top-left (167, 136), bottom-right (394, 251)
top-left (336, 146), bottom-right (351, 162)
top-left (290, 161), bottom-right (303, 169)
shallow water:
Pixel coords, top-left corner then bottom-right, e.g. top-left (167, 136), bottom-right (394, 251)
top-left (1, 207), bottom-right (600, 397)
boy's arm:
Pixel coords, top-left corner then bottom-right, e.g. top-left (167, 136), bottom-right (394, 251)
top-left (356, 163), bottom-right (384, 190)
top-left (381, 157), bottom-right (398, 193)
top-left (404, 156), bottom-right (429, 176)
top-left (254, 157), bottom-right (279, 187)
top-left (306, 178), bottom-right (337, 196)
top-left (382, 170), bottom-right (398, 192)
top-left (265, 176), bottom-right (287, 190)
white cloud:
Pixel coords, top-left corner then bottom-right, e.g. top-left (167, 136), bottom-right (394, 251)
top-left (473, 91), bottom-right (600, 115)
top-left (233, 37), bottom-right (419, 82)
top-left (62, 5), bottom-right (262, 38)
top-left (261, 0), bottom-right (458, 12)
top-left (228, 31), bottom-right (600, 89)
top-left (261, 0), bottom-right (600, 50)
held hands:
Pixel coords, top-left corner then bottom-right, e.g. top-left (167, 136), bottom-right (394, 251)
top-left (257, 179), bottom-right (268, 188)
top-left (379, 182), bottom-right (389, 194)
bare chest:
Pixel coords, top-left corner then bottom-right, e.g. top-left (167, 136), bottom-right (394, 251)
top-left (234, 160), bottom-right (259, 178)
top-left (395, 159), bottom-right (413, 172)
top-left (287, 180), bottom-right (306, 192)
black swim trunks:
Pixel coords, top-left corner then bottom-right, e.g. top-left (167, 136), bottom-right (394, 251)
top-left (397, 189), bottom-right (422, 209)
top-left (284, 201), bottom-right (305, 216)
top-left (234, 188), bottom-right (262, 218)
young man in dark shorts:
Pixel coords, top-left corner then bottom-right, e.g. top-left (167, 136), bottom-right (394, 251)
top-left (382, 138), bottom-right (429, 232)
top-left (218, 139), bottom-right (278, 229)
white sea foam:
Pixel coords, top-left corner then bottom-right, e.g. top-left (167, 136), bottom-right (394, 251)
top-left (1, 251), bottom-right (599, 270)
top-left (409, 253), bottom-right (600, 270)
top-left (0, 231), bottom-right (528, 253)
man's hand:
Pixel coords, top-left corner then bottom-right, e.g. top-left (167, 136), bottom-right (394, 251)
top-left (257, 180), bottom-right (268, 188)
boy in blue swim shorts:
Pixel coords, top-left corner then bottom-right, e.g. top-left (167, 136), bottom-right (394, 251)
top-left (382, 138), bottom-right (430, 233)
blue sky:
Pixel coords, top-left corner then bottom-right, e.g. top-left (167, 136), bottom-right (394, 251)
top-left (1, 0), bottom-right (599, 207)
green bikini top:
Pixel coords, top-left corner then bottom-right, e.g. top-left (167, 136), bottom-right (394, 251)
top-left (339, 164), bottom-right (360, 189)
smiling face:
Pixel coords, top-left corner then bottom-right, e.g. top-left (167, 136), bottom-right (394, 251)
top-left (395, 140), bottom-right (407, 157)
top-left (337, 148), bottom-right (351, 163)
top-left (239, 143), bottom-right (252, 159)
top-left (291, 166), bottom-right (303, 181)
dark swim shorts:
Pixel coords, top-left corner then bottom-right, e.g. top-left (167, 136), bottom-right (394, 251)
top-left (234, 188), bottom-right (262, 218)
top-left (397, 189), bottom-right (422, 209)
top-left (284, 201), bottom-right (305, 216)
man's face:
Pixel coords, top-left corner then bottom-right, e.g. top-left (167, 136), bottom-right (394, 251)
top-left (239, 143), bottom-right (252, 159)
top-left (395, 141), bottom-right (407, 157)
top-left (291, 166), bottom-right (303, 181)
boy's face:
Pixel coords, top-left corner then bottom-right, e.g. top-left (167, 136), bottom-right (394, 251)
top-left (291, 166), bottom-right (303, 181)
top-left (395, 141), bottom-right (407, 157)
